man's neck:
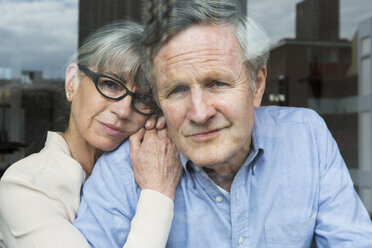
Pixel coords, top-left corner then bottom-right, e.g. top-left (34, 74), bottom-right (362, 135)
top-left (203, 141), bottom-right (252, 192)
top-left (204, 167), bottom-right (237, 192)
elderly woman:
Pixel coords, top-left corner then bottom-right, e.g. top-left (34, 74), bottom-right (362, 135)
top-left (0, 20), bottom-right (182, 248)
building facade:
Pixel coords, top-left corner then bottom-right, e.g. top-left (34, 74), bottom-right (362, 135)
top-left (264, 39), bottom-right (357, 170)
top-left (265, 0), bottom-right (372, 215)
top-left (357, 17), bottom-right (372, 214)
top-left (296, 0), bottom-right (339, 41)
top-left (79, 0), bottom-right (144, 47)
top-left (0, 80), bottom-right (66, 178)
top-left (79, 0), bottom-right (247, 46)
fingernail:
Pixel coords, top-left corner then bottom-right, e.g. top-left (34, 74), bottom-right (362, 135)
top-left (157, 119), bottom-right (163, 128)
top-left (145, 121), bottom-right (151, 128)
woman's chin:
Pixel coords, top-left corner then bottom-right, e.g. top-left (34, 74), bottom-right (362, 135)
top-left (92, 137), bottom-right (126, 152)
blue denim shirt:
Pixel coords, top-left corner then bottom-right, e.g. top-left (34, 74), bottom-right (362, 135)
top-left (74, 106), bottom-right (372, 247)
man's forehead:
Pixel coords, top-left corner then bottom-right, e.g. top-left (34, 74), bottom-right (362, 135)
top-left (155, 24), bottom-right (240, 62)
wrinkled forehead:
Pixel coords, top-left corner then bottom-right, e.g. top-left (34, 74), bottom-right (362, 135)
top-left (153, 24), bottom-right (244, 81)
top-left (155, 24), bottom-right (242, 66)
top-left (158, 24), bottom-right (240, 57)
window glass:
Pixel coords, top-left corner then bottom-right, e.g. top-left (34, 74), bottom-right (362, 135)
top-left (248, 0), bottom-right (372, 216)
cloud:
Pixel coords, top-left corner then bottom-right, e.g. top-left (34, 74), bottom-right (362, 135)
top-left (340, 0), bottom-right (372, 39)
top-left (248, 0), bottom-right (300, 44)
top-left (0, 0), bottom-right (77, 79)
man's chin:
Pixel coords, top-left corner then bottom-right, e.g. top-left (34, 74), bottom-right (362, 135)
top-left (187, 153), bottom-right (225, 168)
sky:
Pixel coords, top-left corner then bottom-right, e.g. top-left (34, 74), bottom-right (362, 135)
top-left (0, 0), bottom-right (372, 79)
top-left (248, 0), bottom-right (372, 45)
top-left (0, 0), bottom-right (78, 79)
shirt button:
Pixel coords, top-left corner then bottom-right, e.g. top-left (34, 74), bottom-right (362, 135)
top-left (215, 196), bottom-right (223, 203)
top-left (253, 165), bottom-right (256, 171)
top-left (195, 165), bottom-right (200, 172)
top-left (238, 236), bottom-right (244, 244)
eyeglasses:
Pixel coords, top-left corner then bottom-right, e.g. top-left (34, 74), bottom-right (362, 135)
top-left (78, 64), bottom-right (159, 115)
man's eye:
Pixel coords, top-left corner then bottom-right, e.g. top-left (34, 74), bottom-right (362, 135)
top-left (210, 81), bottom-right (228, 87)
top-left (169, 86), bottom-right (188, 96)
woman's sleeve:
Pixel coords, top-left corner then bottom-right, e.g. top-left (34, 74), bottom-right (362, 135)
top-left (0, 174), bottom-right (90, 248)
top-left (124, 189), bottom-right (174, 248)
top-left (0, 173), bottom-right (174, 248)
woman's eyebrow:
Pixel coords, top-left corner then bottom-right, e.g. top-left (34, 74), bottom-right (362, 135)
top-left (104, 71), bottom-right (127, 82)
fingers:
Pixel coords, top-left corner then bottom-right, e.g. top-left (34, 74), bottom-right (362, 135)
top-left (145, 115), bottom-right (166, 131)
top-left (156, 116), bottom-right (166, 130)
top-left (157, 128), bottom-right (167, 139)
top-left (145, 116), bottom-right (157, 130)
top-left (143, 128), bottom-right (157, 142)
top-left (130, 127), bottom-right (182, 200)
top-left (129, 127), bottom-right (145, 152)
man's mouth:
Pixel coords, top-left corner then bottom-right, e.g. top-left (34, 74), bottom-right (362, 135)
top-left (188, 128), bottom-right (224, 140)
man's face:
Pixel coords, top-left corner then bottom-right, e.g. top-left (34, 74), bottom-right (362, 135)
top-left (154, 24), bottom-right (266, 168)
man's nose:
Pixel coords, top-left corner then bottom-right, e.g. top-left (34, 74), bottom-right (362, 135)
top-left (110, 95), bottom-right (133, 119)
top-left (186, 90), bottom-right (216, 124)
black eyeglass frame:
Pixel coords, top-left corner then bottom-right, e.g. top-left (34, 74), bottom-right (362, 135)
top-left (77, 64), bottom-right (159, 116)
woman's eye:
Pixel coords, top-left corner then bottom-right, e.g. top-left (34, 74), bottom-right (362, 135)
top-left (102, 80), bottom-right (118, 89)
top-left (99, 80), bottom-right (123, 92)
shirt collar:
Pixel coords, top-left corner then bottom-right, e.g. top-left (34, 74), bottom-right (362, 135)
top-left (180, 153), bottom-right (193, 178)
top-left (45, 131), bottom-right (71, 156)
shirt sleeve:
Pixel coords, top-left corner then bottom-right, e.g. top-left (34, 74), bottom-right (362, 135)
top-left (0, 176), bottom-right (90, 248)
top-left (314, 116), bottom-right (372, 247)
top-left (73, 152), bottom-right (174, 248)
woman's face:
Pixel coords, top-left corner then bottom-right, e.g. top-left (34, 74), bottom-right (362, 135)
top-left (66, 64), bottom-right (148, 152)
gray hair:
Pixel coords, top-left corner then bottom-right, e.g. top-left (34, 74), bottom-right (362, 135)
top-left (142, 0), bottom-right (270, 100)
top-left (77, 20), bottom-right (149, 94)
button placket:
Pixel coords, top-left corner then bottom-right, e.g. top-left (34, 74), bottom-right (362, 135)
top-left (238, 236), bottom-right (244, 245)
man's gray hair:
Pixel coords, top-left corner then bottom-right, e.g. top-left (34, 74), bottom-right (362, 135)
top-left (141, 0), bottom-right (270, 99)
top-left (77, 20), bottom-right (149, 94)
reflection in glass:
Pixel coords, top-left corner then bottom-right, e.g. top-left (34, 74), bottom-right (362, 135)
top-left (362, 58), bottom-right (371, 95)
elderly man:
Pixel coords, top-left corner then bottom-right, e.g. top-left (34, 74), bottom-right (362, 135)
top-left (74, 0), bottom-right (372, 247)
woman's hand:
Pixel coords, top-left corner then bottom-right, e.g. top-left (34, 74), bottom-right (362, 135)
top-left (129, 126), bottom-right (182, 200)
top-left (144, 115), bottom-right (166, 130)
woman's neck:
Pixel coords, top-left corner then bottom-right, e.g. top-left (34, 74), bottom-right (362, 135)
top-left (61, 124), bottom-right (102, 177)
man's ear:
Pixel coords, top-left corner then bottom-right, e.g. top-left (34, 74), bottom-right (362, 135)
top-left (65, 63), bottom-right (78, 102)
top-left (252, 66), bottom-right (267, 108)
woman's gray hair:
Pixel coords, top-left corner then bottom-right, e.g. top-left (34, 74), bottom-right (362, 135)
top-left (76, 20), bottom-right (148, 93)
top-left (142, 0), bottom-right (270, 99)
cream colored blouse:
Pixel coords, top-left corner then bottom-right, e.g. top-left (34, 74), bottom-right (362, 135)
top-left (0, 132), bottom-right (173, 248)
